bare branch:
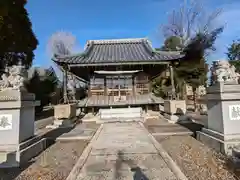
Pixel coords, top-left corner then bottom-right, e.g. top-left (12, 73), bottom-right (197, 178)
top-left (161, 0), bottom-right (222, 47)
top-left (47, 31), bottom-right (79, 57)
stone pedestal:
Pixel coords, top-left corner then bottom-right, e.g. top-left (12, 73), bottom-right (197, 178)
top-left (197, 82), bottom-right (240, 155)
top-left (164, 100), bottom-right (186, 115)
top-left (47, 104), bottom-right (77, 129)
top-left (0, 89), bottom-right (40, 167)
top-left (163, 100), bottom-right (186, 122)
top-left (54, 103), bottom-right (76, 119)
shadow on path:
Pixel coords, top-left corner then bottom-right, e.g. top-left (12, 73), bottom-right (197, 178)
top-left (114, 150), bottom-right (149, 180)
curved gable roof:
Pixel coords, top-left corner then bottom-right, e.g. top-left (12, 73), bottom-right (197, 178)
top-left (52, 38), bottom-right (184, 66)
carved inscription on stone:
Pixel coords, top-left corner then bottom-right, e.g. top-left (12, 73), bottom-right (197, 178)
top-left (0, 114), bottom-right (12, 130)
top-left (229, 105), bottom-right (240, 120)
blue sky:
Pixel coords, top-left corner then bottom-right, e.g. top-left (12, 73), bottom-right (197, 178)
top-left (26, 0), bottom-right (240, 67)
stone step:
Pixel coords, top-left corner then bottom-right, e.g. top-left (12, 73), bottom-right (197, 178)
top-left (19, 135), bottom-right (43, 151)
top-left (99, 107), bottom-right (142, 114)
top-left (99, 107), bottom-right (143, 120)
top-left (97, 118), bottom-right (143, 124)
top-left (19, 138), bottom-right (47, 164)
top-left (232, 146), bottom-right (240, 158)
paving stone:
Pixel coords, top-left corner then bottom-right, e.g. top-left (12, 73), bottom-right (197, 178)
top-left (73, 122), bottom-right (181, 180)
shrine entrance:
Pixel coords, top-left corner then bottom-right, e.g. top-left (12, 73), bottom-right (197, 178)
top-left (106, 75), bottom-right (133, 101)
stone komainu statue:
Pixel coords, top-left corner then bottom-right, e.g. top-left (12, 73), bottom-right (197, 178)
top-left (211, 60), bottom-right (240, 84)
top-left (0, 65), bottom-right (27, 91)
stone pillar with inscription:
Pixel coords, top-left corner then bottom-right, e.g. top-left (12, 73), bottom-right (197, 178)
top-left (197, 60), bottom-right (240, 156)
top-left (0, 65), bottom-right (40, 168)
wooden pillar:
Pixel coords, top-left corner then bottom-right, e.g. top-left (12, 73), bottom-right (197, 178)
top-left (145, 105), bottom-right (148, 112)
top-left (148, 83), bottom-right (152, 93)
top-left (132, 75), bottom-right (136, 96)
top-left (104, 77), bottom-right (107, 96)
top-left (88, 81), bottom-right (91, 97)
top-left (148, 75), bottom-right (151, 93)
top-left (63, 67), bottom-right (68, 104)
top-left (169, 64), bottom-right (176, 100)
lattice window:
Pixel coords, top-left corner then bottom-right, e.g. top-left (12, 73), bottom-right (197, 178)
top-left (120, 91), bottom-right (127, 96)
top-left (135, 72), bottom-right (149, 94)
top-left (90, 77), bottom-right (104, 90)
top-left (135, 72), bottom-right (148, 82)
top-left (120, 76), bottom-right (132, 89)
top-left (136, 83), bottom-right (149, 94)
top-left (91, 91), bottom-right (104, 96)
top-left (106, 76), bottom-right (118, 89)
top-left (108, 91), bottom-right (118, 96)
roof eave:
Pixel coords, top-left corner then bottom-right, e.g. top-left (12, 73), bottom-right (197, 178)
top-left (68, 61), bottom-right (173, 67)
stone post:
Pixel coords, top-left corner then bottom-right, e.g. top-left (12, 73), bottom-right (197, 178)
top-left (197, 82), bottom-right (240, 155)
top-left (0, 89), bottom-right (40, 167)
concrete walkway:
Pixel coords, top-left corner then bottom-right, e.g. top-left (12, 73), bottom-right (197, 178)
top-left (67, 122), bottom-right (187, 180)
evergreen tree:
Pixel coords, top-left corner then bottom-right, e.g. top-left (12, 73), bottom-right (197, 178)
top-left (226, 39), bottom-right (240, 72)
top-left (0, 0), bottom-right (38, 69)
top-left (161, 36), bottom-right (183, 51)
top-left (175, 27), bottom-right (223, 109)
top-left (26, 67), bottom-right (59, 113)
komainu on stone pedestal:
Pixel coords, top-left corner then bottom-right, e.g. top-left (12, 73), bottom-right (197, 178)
top-left (0, 65), bottom-right (42, 168)
top-left (197, 60), bottom-right (240, 156)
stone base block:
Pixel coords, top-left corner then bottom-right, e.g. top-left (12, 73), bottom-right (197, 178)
top-left (164, 100), bottom-right (186, 115)
top-left (0, 151), bottom-right (19, 168)
top-left (0, 138), bottom-right (47, 168)
top-left (54, 104), bottom-right (77, 119)
top-left (163, 113), bottom-right (179, 123)
top-left (197, 129), bottom-right (240, 156)
top-left (164, 113), bottom-right (194, 124)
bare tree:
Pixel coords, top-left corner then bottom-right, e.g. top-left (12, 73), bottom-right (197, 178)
top-left (47, 31), bottom-right (78, 56)
top-left (46, 31), bottom-right (80, 104)
top-left (162, 0), bottom-right (222, 47)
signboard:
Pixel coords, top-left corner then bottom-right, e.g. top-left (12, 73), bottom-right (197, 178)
top-left (229, 105), bottom-right (240, 120)
top-left (0, 114), bottom-right (12, 130)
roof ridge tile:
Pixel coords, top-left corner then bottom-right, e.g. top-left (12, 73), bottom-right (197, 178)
top-left (87, 38), bottom-right (147, 45)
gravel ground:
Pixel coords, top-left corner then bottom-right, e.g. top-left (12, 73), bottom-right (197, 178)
top-left (143, 116), bottom-right (240, 180)
top-left (0, 140), bottom-right (88, 180)
top-left (0, 122), bottom-right (100, 180)
top-left (156, 135), bottom-right (239, 180)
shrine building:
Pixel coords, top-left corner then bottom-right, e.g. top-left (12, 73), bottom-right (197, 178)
top-left (52, 38), bottom-right (184, 112)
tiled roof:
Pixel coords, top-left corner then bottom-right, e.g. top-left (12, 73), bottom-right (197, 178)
top-left (52, 38), bottom-right (184, 66)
